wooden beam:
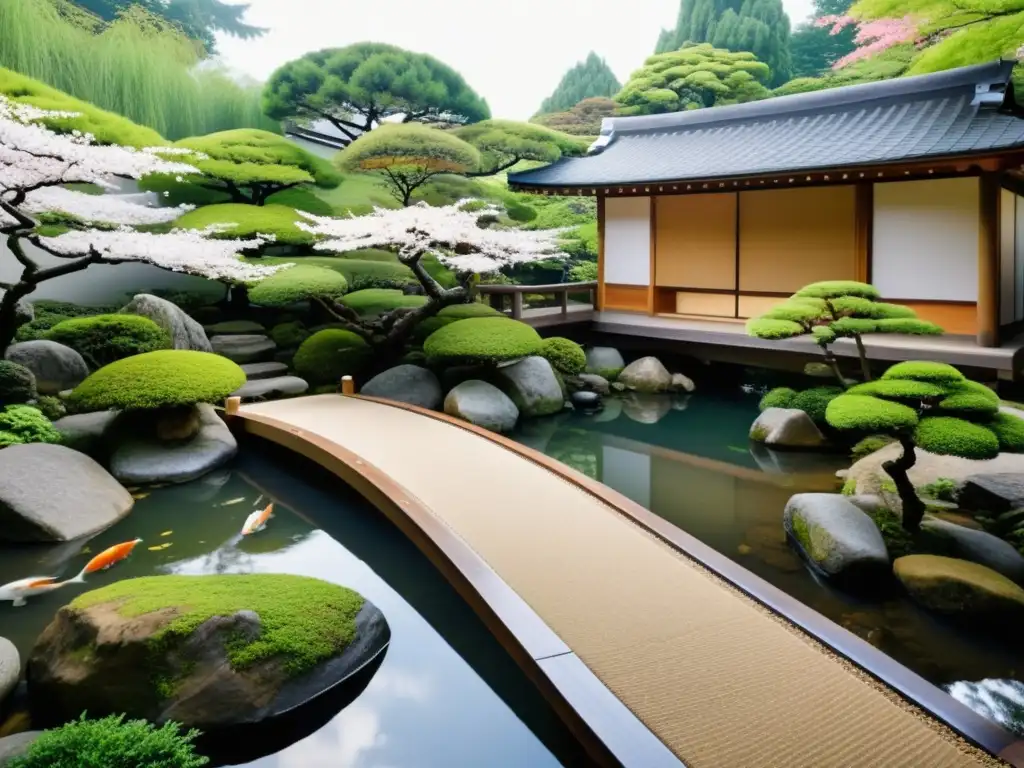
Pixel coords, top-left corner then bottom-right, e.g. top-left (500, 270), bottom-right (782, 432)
top-left (597, 195), bottom-right (606, 310)
top-left (854, 183), bottom-right (873, 283)
top-left (648, 197), bottom-right (656, 315)
top-left (978, 172), bottom-right (1001, 347)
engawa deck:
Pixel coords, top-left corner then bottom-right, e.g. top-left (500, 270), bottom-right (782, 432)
top-left (232, 394), bottom-right (1023, 768)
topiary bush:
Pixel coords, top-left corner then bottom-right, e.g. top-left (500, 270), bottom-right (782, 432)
top-left (0, 360), bottom-right (36, 405)
top-left (794, 281), bottom-right (881, 300)
top-left (249, 265), bottom-right (348, 308)
top-left (6, 713), bottom-right (207, 768)
top-left (269, 321), bottom-right (310, 349)
top-left (791, 386), bottom-right (843, 425)
top-left (413, 302), bottom-right (505, 341)
top-left (0, 405), bottom-right (61, 448)
top-left (846, 379), bottom-right (946, 402)
top-left (338, 289), bottom-right (427, 318)
top-left (424, 318), bottom-right (543, 367)
top-left (68, 351), bottom-right (246, 412)
top-left (914, 416), bottom-right (1000, 460)
top-left (293, 329), bottom-right (371, 386)
top-left (46, 314), bottom-right (171, 369)
top-left (881, 361), bottom-right (965, 385)
top-left (989, 412), bottom-right (1024, 452)
top-left (758, 387), bottom-right (796, 410)
top-left (540, 337), bottom-right (586, 376)
top-left (825, 394), bottom-right (918, 432)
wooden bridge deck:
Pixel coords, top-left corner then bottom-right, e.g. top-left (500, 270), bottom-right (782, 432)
top-left (233, 394), bottom-right (1020, 768)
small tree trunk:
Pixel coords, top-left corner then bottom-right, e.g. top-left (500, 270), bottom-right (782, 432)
top-left (853, 334), bottom-right (872, 381)
top-left (0, 282), bottom-right (33, 355)
top-left (228, 284), bottom-right (250, 312)
top-left (820, 346), bottom-right (847, 389)
top-left (883, 435), bottom-right (926, 532)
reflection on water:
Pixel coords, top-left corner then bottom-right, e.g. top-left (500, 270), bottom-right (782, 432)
top-left (0, 449), bottom-right (578, 767)
top-left (511, 387), bottom-right (1024, 691)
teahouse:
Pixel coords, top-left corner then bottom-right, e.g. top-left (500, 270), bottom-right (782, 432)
top-left (509, 61), bottom-right (1024, 354)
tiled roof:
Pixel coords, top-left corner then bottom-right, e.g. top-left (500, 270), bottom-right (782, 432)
top-left (508, 61), bottom-right (1024, 189)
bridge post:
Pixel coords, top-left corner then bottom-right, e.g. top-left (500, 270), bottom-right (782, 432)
top-left (512, 292), bottom-right (523, 320)
top-left (559, 287), bottom-right (568, 316)
top-left (341, 375), bottom-right (355, 395)
top-left (224, 396), bottom-right (241, 416)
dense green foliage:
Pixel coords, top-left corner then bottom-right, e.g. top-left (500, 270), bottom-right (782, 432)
top-left (263, 43), bottom-right (490, 144)
top-left (339, 289), bottom-right (427, 317)
top-left (915, 416), bottom-right (1000, 460)
top-left (249, 266), bottom-right (348, 307)
top-left (789, 0), bottom-right (857, 77)
top-left (846, 379), bottom-right (946, 401)
top-left (293, 329), bottom-right (371, 385)
top-left (771, 45), bottom-right (915, 97)
top-left (424, 318), bottom-right (543, 366)
top-left (46, 315), bottom-right (170, 369)
top-left (537, 53), bottom-right (621, 115)
top-left (413, 302), bottom-right (504, 340)
top-left (7, 713), bottom-right (207, 768)
top-left (540, 337), bottom-right (587, 376)
top-left (532, 97), bottom-right (616, 136)
top-left (0, 405), bottom-right (61, 448)
top-left (69, 351), bottom-right (245, 411)
top-left (759, 386), bottom-right (796, 410)
top-left (453, 120), bottom-right (589, 175)
top-left (617, 44), bottom-right (771, 115)
top-left (33, 394), bottom-right (67, 421)
top-left (0, 1), bottom-right (276, 140)
top-left (269, 321), bottom-right (310, 349)
top-left (0, 360), bottom-right (36, 405)
top-left (882, 361), bottom-right (965, 385)
top-left (792, 386), bottom-right (844, 424)
top-left (72, 574), bottom-right (364, 677)
top-left (655, 0), bottom-right (793, 85)
top-left (174, 204), bottom-right (314, 245)
top-left (826, 393), bottom-right (919, 431)
top-left (569, 260), bottom-right (599, 282)
top-left (746, 317), bottom-right (804, 340)
top-left (989, 412), bottom-right (1024, 452)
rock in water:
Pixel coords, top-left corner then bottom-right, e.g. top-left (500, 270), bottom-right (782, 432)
top-left (109, 404), bottom-right (237, 485)
top-left (617, 356), bottom-right (672, 393)
top-left (585, 346), bottom-right (624, 378)
top-left (211, 335), bottom-right (276, 364)
top-left (671, 372), bottom-right (696, 393)
top-left (959, 474), bottom-right (1024, 514)
top-left (622, 392), bottom-right (671, 424)
top-left (750, 408), bottom-right (827, 448)
top-left (571, 390), bottom-right (601, 411)
top-left (497, 356), bottom-right (564, 418)
top-left (121, 294), bottom-right (212, 353)
top-left (0, 444), bottom-right (133, 543)
top-left (4, 341), bottom-right (88, 395)
top-left (947, 679), bottom-right (1024, 737)
top-left (783, 493), bottom-right (890, 587)
top-left (361, 365), bottom-right (443, 410)
top-left (919, 518), bottom-right (1024, 582)
top-left (26, 574), bottom-right (390, 731)
top-left (0, 637), bottom-right (18, 706)
top-left (894, 555), bottom-right (1024, 622)
top-left (575, 373), bottom-right (610, 395)
top-left (444, 380), bottom-right (518, 433)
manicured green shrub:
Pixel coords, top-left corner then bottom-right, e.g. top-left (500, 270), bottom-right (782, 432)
top-left (339, 289), bottom-right (427, 317)
top-left (745, 318), bottom-right (804, 340)
top-left (937, 386), bottom-right (1000, 417)
top-left (825, 394), bottom-right (918, 432)
top-left (540, 337), bottom-right (586, 375)
top-left (846, 379), bottom-right (945, 401)
top-left (174, 203), bottom-right (314, 246)
top-left (919, 477), bottom-right (959, 502)
top-left (759, 387), bottom-right (796, 411)
top-left (413, 302), bottom-right (505, 340)
top-left (46, 314), bottom-right (171, 369)
top-left (293, 330), bottom-right (371, 385)
top-left (69, 351), bottom-right (245, 411)
top-left (0, 360), bottom-right (36, 404)
top-left (791, 386), bottom-right (843, 424)
top-left (881, 361), bottom-right (965, 385)
top-left (794, 281), bottom-right (881, 300)
top-left (0, 405), bottom-right (61, 448)
top-left (760, 298), bottom-right (827, 324)
top-left (269, 321), bottom-right (310, 349)
top-left (874, 318), bottom-right (944, 335)
top-left (987, 412), bottom-right (1024, 453)
top-left (6, 713), bottom-right (207, 768)
top-left (33, 395), bottom-right (66, 421)
top-left (851, 434), bottom-right (896, 461)
top-left (914, 417), bottom-right (1000, 460)
top-left (249, 266), bottom-right (348, 307)
top-left (424, 318), bottom-right (543, 366)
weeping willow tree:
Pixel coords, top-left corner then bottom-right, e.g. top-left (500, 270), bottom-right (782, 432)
top-left (0, 0), bottom-right (277, 139)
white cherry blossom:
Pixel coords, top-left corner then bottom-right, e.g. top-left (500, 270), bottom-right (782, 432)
top-left (22, 187), bottom-right (194, 226)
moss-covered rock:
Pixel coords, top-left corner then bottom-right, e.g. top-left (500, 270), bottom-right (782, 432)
top-left (27, 574), bottom-right (389, 730)
top-left (424, 318), bottom-right (542, 367)
top-left (539, 337), bottom-right (585, 376)
top-left (759, 387), bottom-right (796, 411)
top-left (496, 356), bottom-right (565, 418)
top-left (46, 315), bottom-right (171, 369)
top-left (413, 302), bottom-right (504, 341)
top-left (292, 329), bottom-right (371, 386)
top-left (893, 555), bottom-right (1024, 623)
top-left (0, 360), bottom-right (36, 405)
top-left (584, 347), bottom-right (624, 380)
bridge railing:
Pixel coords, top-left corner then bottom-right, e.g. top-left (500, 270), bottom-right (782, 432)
top-left (476, 281), bottom-right (598, 320)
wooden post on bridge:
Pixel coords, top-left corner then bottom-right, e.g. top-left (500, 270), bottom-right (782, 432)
top-left (341, 375), bottom-right (355, 395)
top-left (224, 396), bottom-right (241, 416)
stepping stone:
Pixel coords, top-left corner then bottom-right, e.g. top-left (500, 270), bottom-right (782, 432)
top-left (211, 334), bottom-right (276, 364)
top-left (240, 362), bottom-right (289, 381)
top-left (204, 320), bottom-right (265, 336)
top-left (232, 376), bottom-right (309, 401)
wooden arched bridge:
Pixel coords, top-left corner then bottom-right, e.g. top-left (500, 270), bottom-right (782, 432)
top-left (225, 392), bottom-right (1024, 768)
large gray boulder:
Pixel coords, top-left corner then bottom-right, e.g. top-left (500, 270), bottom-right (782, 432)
top-left (231, 376), bottom-right (309, 402)
top-left (585, 346), bottom-right (624, 378)
top-left (919, 518), bottom-right (1024, 582)
top-left (120, 294), bottom-right (212, 352)
top-left (211, 334), bottom-right (276, 364)
top-left (783, 493), bottom-right (890, 586)
top-left (959, 474), bottom-right (1024, 514)
top-left (496, 356), bottom-right (564, 418)
top-left (362, 365), bottom-right (443, 410)
top-left (52, 411), bottom-right (118, 458)
top-left (894, 555), bottom-right (1024, 621)
top-left (617, 356), bottom-right (672, 393)
top-left (0, 732), bottom-right (40, 767)
top-left (444, 380), bottom-right (518, 433)
top-left (0, 444), bottom-right (133, 543)
top-left (109, 404), bottom-right (237, 485)
top-left (4, 341), bottom-right (87, 395)
top-left (750, 408), bottom-right (827, 448)
top-left (0, 637), bottom-right (17, 706)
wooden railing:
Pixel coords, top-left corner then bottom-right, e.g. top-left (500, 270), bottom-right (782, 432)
top-left (477, 281), bottom-right (598, 320)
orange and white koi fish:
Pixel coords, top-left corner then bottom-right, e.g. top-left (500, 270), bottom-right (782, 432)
top-left (241, 503), bottom-right (273, 536)
top-left (63, 539), bottom-right (143, 584)
top-left (0, 576), bottom-right (64, 607)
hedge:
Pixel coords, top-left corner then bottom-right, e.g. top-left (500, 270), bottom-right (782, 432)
top-left (424, 317), bottom-right (543, 366)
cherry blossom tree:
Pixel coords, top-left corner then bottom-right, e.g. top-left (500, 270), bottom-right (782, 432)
top-left (293, 201), bottom-right (569, 357)
top-left (816, 16), bottom-right (919, 68)
top-left (0, 95), bottom-right (286, 352)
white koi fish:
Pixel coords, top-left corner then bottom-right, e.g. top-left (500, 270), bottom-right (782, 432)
top-left (241, 503), bottom-right (273, 536)
top-left (0, 576), bottom-right (64, 607)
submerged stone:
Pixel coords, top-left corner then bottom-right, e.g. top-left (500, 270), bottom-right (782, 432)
top-left (0, 637), bottom-right (18, 706)
top-left (750, 408), bottom-right (826, 449)
top-left (894, 555), bottom-right (1024, 622)
top-left (617, 356), bottom-right (672, 393)
top-left (919, 518), bottom-right (1024, 583)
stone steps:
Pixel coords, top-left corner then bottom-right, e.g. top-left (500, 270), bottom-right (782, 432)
top-left (211, 334), bottom-right (276, 364)
top-left (232, 376), bottom-right (309, 402)
top-left (240, 362), bottom-right (289, 381)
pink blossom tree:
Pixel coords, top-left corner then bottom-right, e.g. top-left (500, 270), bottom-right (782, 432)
top-left (816, 15), bottom-right (920, 68)
top-left (0, 95), bottom-right (286, 352)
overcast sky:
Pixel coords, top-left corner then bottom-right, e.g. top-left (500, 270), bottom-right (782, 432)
top-left (215, 0), bottom-right (815, 120)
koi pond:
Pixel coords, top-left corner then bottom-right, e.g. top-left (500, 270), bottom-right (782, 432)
top-left (0, 447), bottom-right (585, 767)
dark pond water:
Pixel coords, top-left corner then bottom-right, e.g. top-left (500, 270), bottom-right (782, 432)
top-left (509, 385), bottom-right (1024, 694)
top-left (0, 447), bottom-right (584, 767)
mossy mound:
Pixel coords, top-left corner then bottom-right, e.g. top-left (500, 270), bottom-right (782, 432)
top-left (413, 302), bottom-right (504, 340)
top-left (424, 318), bottom-right (543, 366)
top-left (293, 329), bottom-right (371, 386)
top-left (174, 203), bottom-right (314, 246)
top-left (249, 266), bottom-right (348, 307)
top-left (46, 314), bottom-right (171, 369)
top-left (540, 337), bottom-right (586, 376)
top-left (0, 404), bottom-right (61, 448)
top-left (338, 289), bottom-right (427, 317)
top-left (68, 351), bottom-right (245, 411)
top-left (269, 321), bottom-right (310, 349)
top-left (0, 359), bottom-right (36, 404)
top-left (826, 394), bottom-right (918, 432)
top-left (882, 361), bottom-right (965, 385)
top-left (759, 387), bottom-right (796, 410)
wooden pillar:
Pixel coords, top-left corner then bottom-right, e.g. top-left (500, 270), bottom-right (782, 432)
top-left (341, 375), bottom-right (355, 395)
top-left (647, 197), bottom-right (657, 315)
top-left (596, 195), bottom-right (605, 310)
top-left (224, 396), bottom-right (241, 416)
top-left (978, 172), bottom-right (1001, 347)
top-left (511, 292), bottom-right (523, 320)
top-left (854, 183), bottom-right (873, 283)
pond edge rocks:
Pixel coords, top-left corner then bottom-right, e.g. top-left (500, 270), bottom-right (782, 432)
top-left (361, 365), bottom-right (443, 411)
top-left (444, 380), bottom-right (518, 433)
top-left (750, 408), bottom-right (827, 449)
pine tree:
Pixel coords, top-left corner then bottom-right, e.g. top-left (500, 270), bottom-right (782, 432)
top-left (536, 53), bottom-right (621, 116)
